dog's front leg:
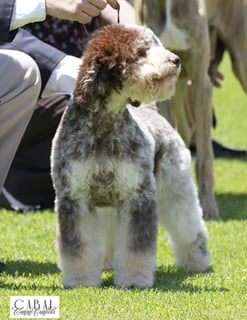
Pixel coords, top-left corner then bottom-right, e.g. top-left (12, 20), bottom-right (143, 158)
top-left (113, 190), bottom-right (157, 288)
top-left (56, 197), bottom-right (103, 288)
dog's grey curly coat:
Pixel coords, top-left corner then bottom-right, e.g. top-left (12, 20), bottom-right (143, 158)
top-left (51, 24), bottom-right (211, 288)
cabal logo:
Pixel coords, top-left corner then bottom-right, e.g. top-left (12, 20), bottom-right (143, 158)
top-left (10, 296), bottom-right (59, 318)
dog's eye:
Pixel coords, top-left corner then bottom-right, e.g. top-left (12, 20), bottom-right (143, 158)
top-left (137, 48), bottom-right (147, 58)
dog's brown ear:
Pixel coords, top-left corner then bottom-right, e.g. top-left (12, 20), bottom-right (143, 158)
top-left (92, 61), bottom-right (124, 97)
top-left (74, 58), bottom-right (125, 105)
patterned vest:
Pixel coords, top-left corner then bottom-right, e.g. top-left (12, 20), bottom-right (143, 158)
top-left (25, 17), bottom-right (100, 57)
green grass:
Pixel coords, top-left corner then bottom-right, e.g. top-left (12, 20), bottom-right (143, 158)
top-left (0, 54), bottom-right (247, 319)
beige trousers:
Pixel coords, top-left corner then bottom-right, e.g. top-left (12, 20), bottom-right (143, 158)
top-left (0, 50), bottom-right (41, 191)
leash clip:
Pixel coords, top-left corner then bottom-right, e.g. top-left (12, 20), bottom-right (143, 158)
top-left (116, 1), bottom-right (120, 23)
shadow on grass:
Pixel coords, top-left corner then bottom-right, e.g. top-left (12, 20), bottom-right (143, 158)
top-left (153, 266), bottom-right (228, 293)
top-left (216, 192), bottom-right (247, 221)
top-left (1, 263), bottom-right (229, 293)
top-left (101, 266), bottom-right (228, 293)
top-left (2, 259), bottom-right (59, 276)
top-left (0, 281), bottom-right (61, 291)
top-left (0, 260), bottom-right (61, 290)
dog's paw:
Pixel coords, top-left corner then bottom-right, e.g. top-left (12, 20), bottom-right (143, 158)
top-left (114, 272), bottom-right (154, 289)
top-left (62, 275), bottom-right (102, 288)
top-left (175, 233), bottom-right (211, 273)
top-left (176, 252), bottom-right (211, 273)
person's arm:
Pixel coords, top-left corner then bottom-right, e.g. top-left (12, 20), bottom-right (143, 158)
top-left (46, 0), bottom-right (120, 24)
top-left (1, 0), bottom-right (120, 42)
top-left (0, 28), bottom-right (66, 92)
top-left (0, 0), bottom-right (120, 95)
top-left (42, 55), bottom-right (81, 98)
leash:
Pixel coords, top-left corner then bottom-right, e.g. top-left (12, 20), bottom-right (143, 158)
top-left (116, 1), bottom-right (120, 23)
top-left (82, 24), bottom-right (89, 39)
top-left (140, 0), bottom-right (145, 25)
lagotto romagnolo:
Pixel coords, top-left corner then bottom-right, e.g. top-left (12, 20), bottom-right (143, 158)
top-left (51, 24), bottom-right (211, 288)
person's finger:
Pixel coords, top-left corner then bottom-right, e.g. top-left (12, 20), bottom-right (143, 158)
top-left (80, 2), bottom-right (101, 17)
top-left (106, 0), bottom-right (120, 10)
top-left (213, 79), bottom-right (222, 88)
top-left (75, 10), bottom-right (93, 24)
top-left (88, 0), bottom-right (107, 10)
top-left (215, 70), bottom-right (224, 80)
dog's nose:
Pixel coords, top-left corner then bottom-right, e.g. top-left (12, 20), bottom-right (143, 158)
top-left (168, 54), bottom-right (180, 67)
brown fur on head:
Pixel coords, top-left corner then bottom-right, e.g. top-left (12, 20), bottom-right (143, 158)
top-left (75, 24), bottom-right (140, 105)
top-left (74, 24), bottom-right (180, 108)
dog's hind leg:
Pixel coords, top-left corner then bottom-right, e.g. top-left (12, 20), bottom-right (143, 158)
top-left (56, 197), bottom-right (103, 288)
top-left (157, 145), bottom-right (211, 272)
top-left (113, 189), bottom-right (157, 288)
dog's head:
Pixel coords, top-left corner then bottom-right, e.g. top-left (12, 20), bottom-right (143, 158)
top-left (75, 24), bottom-right (181, 107)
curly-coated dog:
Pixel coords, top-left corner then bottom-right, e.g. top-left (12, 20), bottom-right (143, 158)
top-left (51, 24), bottom-right (211, 288)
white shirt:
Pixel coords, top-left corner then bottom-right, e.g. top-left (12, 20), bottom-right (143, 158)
top-left (10, 0), bottom-right (80, 97)
top-left (10, 0), bottom-right (46, 31)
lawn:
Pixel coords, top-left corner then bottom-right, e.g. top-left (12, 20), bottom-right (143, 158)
top-left (0, 53), bottom-right (246, 320)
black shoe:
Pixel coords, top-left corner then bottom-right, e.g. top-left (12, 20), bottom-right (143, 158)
top-left (0, 188), bottom-right (41, 213)
top-left (0, 261), bottom-right (6, 273)
top-left (190, 140), bottom-right (247, 159)
top-left (212, 140), bottom-right (247, 158)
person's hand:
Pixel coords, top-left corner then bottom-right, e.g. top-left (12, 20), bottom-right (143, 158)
top-left (212, 69), bottom-right (224, 88)
top-left (208, 59), bottom-right (224, 88)
top-left (46, 0), bottom-right (119, 24)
